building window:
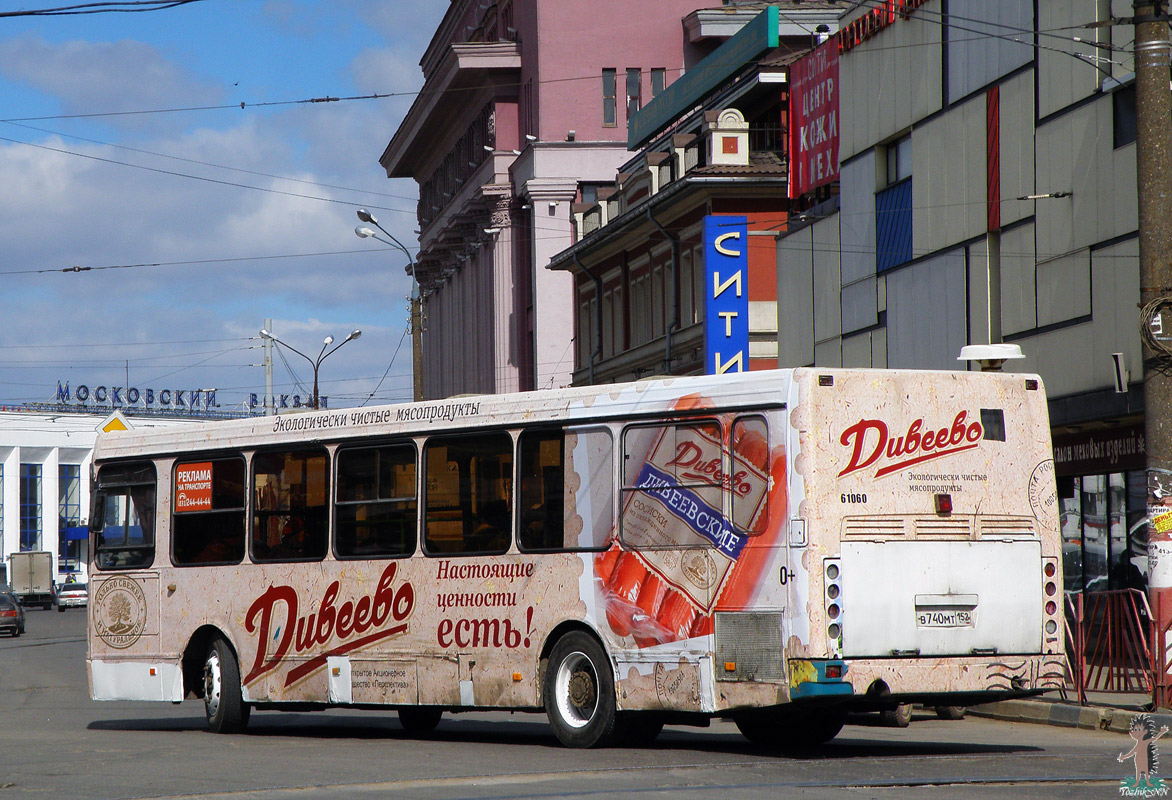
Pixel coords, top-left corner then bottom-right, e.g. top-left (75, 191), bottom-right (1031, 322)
top-left (884, 134), bottom-right (912, 185)
top-left (602, 68), bottom-right (617, 127)
top-left (626, 67), bottom-right (642, 121)
top-left (651, 68), bottom-right (666, 98)
top-left (1113, 84), bottom-right (1137, 149)
top-left (877, 133), bottom-right (913, 272)
top-left (59, 464), bottom-right (81, 574)
top-left (20, 464), bottom-right (41, 551)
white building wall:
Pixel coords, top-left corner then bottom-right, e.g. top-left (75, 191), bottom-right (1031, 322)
top-left (946, 0), bottom-right (1033, 101)
top-left (914, 94), bottom-right (986, 256)
top-left (838, 6), bottom-right (942, 161)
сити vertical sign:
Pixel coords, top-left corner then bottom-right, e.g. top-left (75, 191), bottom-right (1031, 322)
top-left (704, 215), bottom-right (749, 375)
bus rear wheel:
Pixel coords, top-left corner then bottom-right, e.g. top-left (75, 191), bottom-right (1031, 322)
top-left (203, 637), bottom-right (250, 733)
top-left (544, 631), bottom-right (617, 748)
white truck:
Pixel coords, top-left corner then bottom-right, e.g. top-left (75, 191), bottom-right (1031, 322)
top-left (9, 551), bottom-right (54, 609)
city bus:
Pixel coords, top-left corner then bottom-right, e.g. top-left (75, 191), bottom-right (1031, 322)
top-left (87, 368), bottom-right (1065, 747)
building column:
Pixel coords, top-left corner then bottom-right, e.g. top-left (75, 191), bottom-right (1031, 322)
top-left (489, 191), bottom-right (520, 394)
top-left (44, 448), bottom-right (60, 579)
top-left (523, 180), bottom-right (579, 390)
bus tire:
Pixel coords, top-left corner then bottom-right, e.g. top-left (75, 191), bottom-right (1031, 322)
top-left (544, 631), bottom-right (617, 748)
top-left (398, 707), bottom-right (442, 735)
top-left (618, 712), bottom-right (664, 747)
top-left (203, 637), bottom-right (250, 734)
top-left (735, 707), bottom-right (845, 748)
top-left (935, 705), bottom-right (966, 720)
top-left (881, 703), bottom-right (912, 728)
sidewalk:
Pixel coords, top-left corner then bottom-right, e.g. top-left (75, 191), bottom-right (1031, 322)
top-left (966, 690), bottom-right (1172, 734)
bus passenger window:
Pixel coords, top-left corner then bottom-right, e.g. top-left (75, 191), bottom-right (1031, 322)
top-left (621, 421), bottom-right (723, 550)
top-left (251, 448), bottom-right (329, 562)
top-left (518, 427), bottom-right (612, 551)
top-left (731, 416), bottom-right (770, 535)
top-left (172, 457), bottom-right (245, 566)
top-left (424, 433), bottom-right (512, 555)
top-left (92, 461), bottom-right (157, 570)
top-left (336, 444), bottom-right (417, 558)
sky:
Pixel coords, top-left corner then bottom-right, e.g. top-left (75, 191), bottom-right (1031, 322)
top-left (0, 0), bottom-right (447, 414)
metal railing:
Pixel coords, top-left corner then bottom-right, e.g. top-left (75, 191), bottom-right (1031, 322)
top-left (1065, 589), bottom-right (1153, 705)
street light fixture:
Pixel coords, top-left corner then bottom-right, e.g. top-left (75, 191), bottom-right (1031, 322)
top-left (259, 328), bottom-right (361, 410)
top-left (355, 208), bottom-right (424, 402)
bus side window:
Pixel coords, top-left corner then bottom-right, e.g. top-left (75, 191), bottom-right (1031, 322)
top-left (424, 433), bottom-right (512, 556)
top-left (518, 427), bottom-right (612, 552)
top-left (172, 457), bottom-right (246, 566)
top-left (731, 416), bottom-right (770, 535)
top-left (92, 461), bottom-right (157, 570)
top-left (620, 420), bottom-right (723, 550)
top-left (336, 444), bottom-right (417, 558)
top-left (251, 448), bottom-right (329, 562)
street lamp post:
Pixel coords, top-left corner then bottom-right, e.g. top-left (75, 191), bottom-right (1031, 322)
top-left (258, 328), bottom-right (361, 410)
top-left (355, 209), bottom-right (424, 402)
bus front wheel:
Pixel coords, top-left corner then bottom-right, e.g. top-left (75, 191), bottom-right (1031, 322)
top-left (543, 631), bottom-right (617, 748)
top-left (398, 707), bottom-right (442, 735)
top-left (203, 637), bottom-right (250, 733)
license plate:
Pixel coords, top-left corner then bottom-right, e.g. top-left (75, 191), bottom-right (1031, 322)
top-left (916, 609), bottom-right (974, 628)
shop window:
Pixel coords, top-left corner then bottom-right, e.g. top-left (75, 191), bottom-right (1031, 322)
top-left (173, 458), bottom-right (246, 565)
top-left (252, 449), bottom-right (329, 562)
top-left (1062, 470), bottom-right (1148, 593)
top-left (92, 462), bottom-right (157, 570)
top-left (335, 444), bottom-right (417, 559)
top-left (424, 433), bottom-right (513, 555)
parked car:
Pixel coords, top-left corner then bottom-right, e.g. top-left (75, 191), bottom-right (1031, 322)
top-left (0, 589), bottom-right (26, 636)
top-left (54, 582), bottom-right (87, 612)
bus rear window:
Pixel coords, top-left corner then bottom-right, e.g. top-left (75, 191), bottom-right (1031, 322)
top-left (92, 461), bottom-right (157, 570)
top-left (173, 457), bottom-right (246, 566)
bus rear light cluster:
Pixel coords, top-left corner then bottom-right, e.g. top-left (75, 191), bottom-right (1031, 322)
top-left (825, 559), bottom-right (842, 652)
top-left (1042, 558), bottom-right (1060, 639)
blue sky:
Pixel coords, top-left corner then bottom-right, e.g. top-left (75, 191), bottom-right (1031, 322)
top-left (0, 0), bottom-right (446, 411)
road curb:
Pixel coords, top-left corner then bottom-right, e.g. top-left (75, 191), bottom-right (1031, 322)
top-left (968, 699), bottom-right (1172, 734)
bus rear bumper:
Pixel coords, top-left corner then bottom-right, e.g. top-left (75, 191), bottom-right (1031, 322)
top-left (90, 658), bottom-right (184, 702)
top-left (841, 653), bottom-right (1067, 705)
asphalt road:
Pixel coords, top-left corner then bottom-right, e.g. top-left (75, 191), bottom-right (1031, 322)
top-left (0, 608), bottom-right (1147, 799)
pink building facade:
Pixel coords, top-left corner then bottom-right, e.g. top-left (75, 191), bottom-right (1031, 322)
top-left (380, 0), bottom-right (715, 399)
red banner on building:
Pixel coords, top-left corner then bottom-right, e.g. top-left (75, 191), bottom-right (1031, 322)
top-left (788, 40), bottom-right (839, 199)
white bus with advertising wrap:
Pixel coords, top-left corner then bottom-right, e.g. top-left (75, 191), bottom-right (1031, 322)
top-left (87, 368), bottom-right (1064, 747)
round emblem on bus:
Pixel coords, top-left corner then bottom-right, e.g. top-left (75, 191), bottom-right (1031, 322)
top-left (1028, 459), bottom-right (1057, 527)
top-left (681, 550), bottom-right (716, 590)
top-left (93, 576), bottom-right (147, 650)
